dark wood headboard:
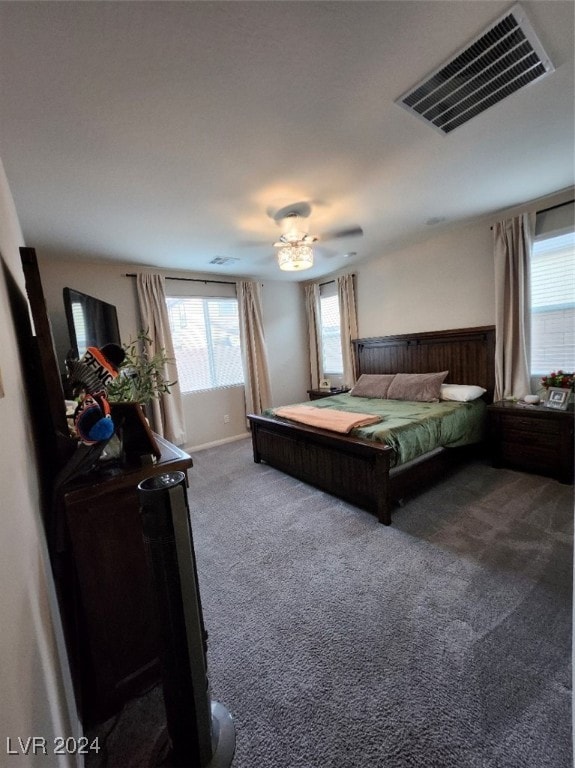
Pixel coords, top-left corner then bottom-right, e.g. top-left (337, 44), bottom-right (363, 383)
top-left (352, 326), bottom-right (496, 402)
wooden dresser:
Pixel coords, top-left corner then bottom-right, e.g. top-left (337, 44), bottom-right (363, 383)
top-left (487, 400), bottom-right (574, 484)
top-left (59, 436), bottom-right (193, 726)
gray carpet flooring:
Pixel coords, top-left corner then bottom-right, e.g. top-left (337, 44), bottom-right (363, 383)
top-left (89, 438), bottom-right (573, 768)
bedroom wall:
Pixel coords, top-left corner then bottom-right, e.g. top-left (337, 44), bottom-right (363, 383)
top-left (263, 280), bottom-right (309, 407)
top-left (37, 259), bottom-right (141, 372)
top-left (38, 258), bottom-right (309, 451)
top-left (356, 219), bottom-right (494, 338)
top-left (0, 158), bottom-right (81, 766)
top-left (352, 185), bottom-right (574, 340)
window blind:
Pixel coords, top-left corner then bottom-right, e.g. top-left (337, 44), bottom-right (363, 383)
top-left (530, 230), bottom-right (575, 375)
top-left (165, 296), bottom-right (244, 393)
top-left (319, 282), bottom-right (343, 375)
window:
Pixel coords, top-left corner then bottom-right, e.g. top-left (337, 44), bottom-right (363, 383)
top-left (530, 230), bottom-right (575, 375)
top-left (165, 296), bottom-right (244, 393)
top-left (319, 283), bottom-right (343, 375)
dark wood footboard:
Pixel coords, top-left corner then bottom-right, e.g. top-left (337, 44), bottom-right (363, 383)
top-left (248, 414), bottom-right (394, 524)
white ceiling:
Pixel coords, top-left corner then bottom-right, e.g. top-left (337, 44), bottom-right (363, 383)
top-left (1, 1), bottom-right (573, 282)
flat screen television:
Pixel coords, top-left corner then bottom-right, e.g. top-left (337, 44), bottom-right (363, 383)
top-left (63, 287), bottom-right (121, 359)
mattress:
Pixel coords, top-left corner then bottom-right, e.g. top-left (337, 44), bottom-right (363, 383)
top-left (267, 393), bottom-right (487, 467)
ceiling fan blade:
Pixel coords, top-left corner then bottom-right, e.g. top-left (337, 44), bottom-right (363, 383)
top-left (318, 226), bottom-right (363, 241)
top-left (237, 239), bottom-right (269, 247)
top-left (316, 246), bottom-right (339, 259)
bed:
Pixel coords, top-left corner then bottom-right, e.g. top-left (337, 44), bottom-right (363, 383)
top-left (247, 326), bottom-right (495, 525)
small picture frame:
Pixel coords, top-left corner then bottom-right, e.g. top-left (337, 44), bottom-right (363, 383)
top-left (544, 387), bottom-right (570, 410)
top-left (319, 378), bottom-right (331, 390)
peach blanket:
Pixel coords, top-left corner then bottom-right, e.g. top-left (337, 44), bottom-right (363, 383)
top-left (273, 405), bottom-right (381, 434)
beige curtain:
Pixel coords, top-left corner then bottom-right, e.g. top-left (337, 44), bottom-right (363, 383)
top-left (337, 273), bottom-right (359, 388)
top-left (136, 273), bottom-right (186, 445)
top-left (237, 280), bottom-right (272, 415)
top-left (303, 282), bottom-right (322, 389)
top-left (493, 213), bottom-right (535, 401)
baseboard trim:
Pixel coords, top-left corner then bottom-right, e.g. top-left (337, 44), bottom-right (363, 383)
top-left (184, 432), bottom-right (251, 453)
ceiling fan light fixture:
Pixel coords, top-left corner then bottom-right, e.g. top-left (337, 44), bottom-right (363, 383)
top-left (277, 242), bottom-right (314, 271)
top-left (281, 213), bottom-right (304, 242)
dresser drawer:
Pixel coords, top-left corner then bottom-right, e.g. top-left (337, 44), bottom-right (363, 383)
top-left (500, 439), bottom-right (558, 469)
top-left (498, 413), bottom-right (558, 437)
top-left (499, 424), bottom-right (557, 449)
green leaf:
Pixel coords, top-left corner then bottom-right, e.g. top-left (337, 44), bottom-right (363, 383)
top-left (106, 329), bottom-right (177, 405)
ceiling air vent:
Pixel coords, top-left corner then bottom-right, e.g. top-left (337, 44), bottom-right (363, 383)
top-left (396, 3), bottom-right (554, 134)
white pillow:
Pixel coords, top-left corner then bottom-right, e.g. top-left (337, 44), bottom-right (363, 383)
top-left (440, 384), bottom-right (486, 402)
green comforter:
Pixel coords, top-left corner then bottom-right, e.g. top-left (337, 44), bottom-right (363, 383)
top-left (266, 393), bottom-right (486, 467)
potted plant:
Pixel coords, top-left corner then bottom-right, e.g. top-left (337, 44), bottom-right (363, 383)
top-left (106, 330), bottom-right (176, 406)
top-left (103, 331), bottom-right (177, 462)
top-left (540, 370), bottom-right (574, 391)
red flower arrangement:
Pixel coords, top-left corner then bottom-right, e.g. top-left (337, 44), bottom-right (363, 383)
top-left (540, 370), bottom-right (574, 390)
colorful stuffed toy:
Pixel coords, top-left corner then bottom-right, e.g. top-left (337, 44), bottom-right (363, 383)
top-left (73, 392), bottom-right (115, 444)
top-left (66, 343), bottom-right (126, 445)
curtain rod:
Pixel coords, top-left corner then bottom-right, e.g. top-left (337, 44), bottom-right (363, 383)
top-left (537, 199), bottom-right (574, 215)
top-left (125, 273), bottom-right (236, 286)
top-left (490, 199), bottom-right (574, 230)
top-left (319, 273), bottom-right (356, 288)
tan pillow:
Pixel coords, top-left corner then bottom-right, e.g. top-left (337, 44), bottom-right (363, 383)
top-left (349, 374), bottom-right (396, 399)
top-left (387, 371), bottom-right (449, 402)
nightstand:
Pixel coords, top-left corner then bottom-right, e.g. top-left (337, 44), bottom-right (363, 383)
top-left (487, 400), bottom-right (574, 484)
top-left (307, 387), bottom-right (350, 401)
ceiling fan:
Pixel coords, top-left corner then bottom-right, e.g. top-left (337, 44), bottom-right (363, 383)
top-left (270, 202), bottom-right (363, 272)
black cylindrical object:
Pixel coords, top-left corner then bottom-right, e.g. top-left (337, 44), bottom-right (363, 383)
top-left (138, 471), bottom-right (235, 768)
